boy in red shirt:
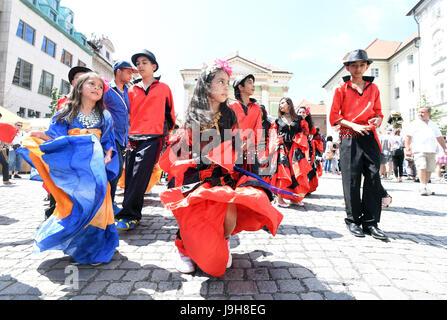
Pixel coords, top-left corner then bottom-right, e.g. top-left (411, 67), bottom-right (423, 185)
top-left (329, 49), bottom-right (388, 241)
top-left (228, 74), bottom-right (262, 173)
top-left (115, 50), bottom-right (175, 231)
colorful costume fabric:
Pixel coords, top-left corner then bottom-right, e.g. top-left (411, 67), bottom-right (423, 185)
top-left (159, 123), bottom-right (283, 277)
top-left (19, 110), bottom-right (119, 264)
top-left (268, 118), bottom-right (312, 202)
top-left (0, 123), bottom-right (18, 144)
top-left (308, 130), bottom-right (324, 194)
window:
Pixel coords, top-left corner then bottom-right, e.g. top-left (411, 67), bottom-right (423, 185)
top-left (41, 37), bottom-right (56, 57)
top-left (394, 87), bottom-right (400, 99)
top-left (408, 80), bottom-right (415, 94)
top-left (433, 29), bottom-right (444, 61)
top-left (371, 68), bottom-right (380, 78)
top-left (18, 108), bottom-right (26, 118)
top-left (106, 51), bottom-right (110, 60)
top-left (16, 20), bottom-right (35, 45)
top-left (49, 10), bottom-right (57, 22)
top-left (49, 0), bottom-right (59, 10)
top-left (78, 60), bottom-right (86, 67)
top-left (12, 58), bottom-right (33, 90)
top-left (38, 71), bottom-right (54, 96)
top-left (61, 49), bottom-right (73, 67)
top-left (60, 80), bottom-right (71, 96)
top-left (437, 83), bottom-right (445, 103)
top-left (407, 54), bottom-right (414, 65)
top-left (393, 63), bottom-right (399, 73)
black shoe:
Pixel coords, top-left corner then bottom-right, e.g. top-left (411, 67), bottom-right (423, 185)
top-left (347, 223), bottom-right (365, 238)
top-left (13, 174), bottom-right (22, 179)
top-left (363, 226), bottom-right (388, 241)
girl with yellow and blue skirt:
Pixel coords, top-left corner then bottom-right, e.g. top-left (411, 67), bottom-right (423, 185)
top-left (19, 72), bottom-right (119, 265)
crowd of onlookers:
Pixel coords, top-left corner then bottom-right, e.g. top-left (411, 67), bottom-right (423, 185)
top-left (321, 120), bottom-right (447, 185)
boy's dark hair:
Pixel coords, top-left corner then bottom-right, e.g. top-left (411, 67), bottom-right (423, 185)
top-left (327, 136), bottom-right (333, 142)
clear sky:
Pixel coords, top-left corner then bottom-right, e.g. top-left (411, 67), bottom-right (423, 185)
top-left (62, 0), bottom-right (419, 119)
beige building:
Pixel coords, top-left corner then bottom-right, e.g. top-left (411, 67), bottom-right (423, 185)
top-left (407, 0), bottom-right (447, 123)
top-left (323, 34), bottom-right (420, 137)
top-left (180, 52), bottom-right (293, 117)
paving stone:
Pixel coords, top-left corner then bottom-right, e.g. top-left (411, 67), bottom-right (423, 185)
top-left (1, 176), bottom-right (447, 300)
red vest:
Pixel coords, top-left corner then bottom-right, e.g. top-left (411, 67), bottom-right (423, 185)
top-left (128, 80), bottom-right (175, 136)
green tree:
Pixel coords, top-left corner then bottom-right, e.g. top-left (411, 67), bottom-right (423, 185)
top-left (48, 87), bottom-right (61, 117)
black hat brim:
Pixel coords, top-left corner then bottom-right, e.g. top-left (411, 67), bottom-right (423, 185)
top-left (343, 59), bottom-right (373, 66)
top-left (131, 53), bottom-right (159, 72)
top-left (68, 66), bottom-right (92, 83)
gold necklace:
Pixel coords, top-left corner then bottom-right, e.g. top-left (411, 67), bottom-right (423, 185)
top-left (201, 112), bottom-right (222, 135)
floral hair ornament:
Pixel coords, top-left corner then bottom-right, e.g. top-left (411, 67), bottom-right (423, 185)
top-left (214, 59), bottom-right (232, 77)
top-left (306, 106), bottom-right (311, 115)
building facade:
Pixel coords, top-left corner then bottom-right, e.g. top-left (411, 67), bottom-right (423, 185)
top-left (180, 52), bottom-right (293, 117)
top-left (408, 0), bottom-right (447, 121)
top-left (0, 0), bottom-right (93, 118)
top-left (322, 34), bottom-right (420, 137)
top-left (88, 35), bottom-right (115, 81)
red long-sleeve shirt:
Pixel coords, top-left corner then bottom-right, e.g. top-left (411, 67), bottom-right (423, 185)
top-left (228, 99), bottom-right (262, 148)
top-left (330, 76), bottom-right (383, 127)
top-left (128, 80), bottom-right (175, 138)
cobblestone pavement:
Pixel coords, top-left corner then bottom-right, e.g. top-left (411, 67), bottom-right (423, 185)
top-left (0, 174), bottom-right (446, 300)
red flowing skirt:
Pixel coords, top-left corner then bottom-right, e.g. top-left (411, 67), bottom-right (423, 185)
top-left (160, 176), bottom-right (283, 277)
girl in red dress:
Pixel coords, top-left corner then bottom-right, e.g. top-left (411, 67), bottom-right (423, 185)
top-left (270, 98), bottom-right (312, 208)
top-left (159, 60), bottom-right (283, 277)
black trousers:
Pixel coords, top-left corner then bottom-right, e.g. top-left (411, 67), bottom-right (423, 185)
top-left (110, 142), bottom-right (125, 203)
top-left (339, 134), bottom-right (382, 228)
top-left (115, 137), bottom-right (162, 222)
top-left (0, 151), bottom-right (8, 182)
top-left (392, 154), bottom-right (404, 178)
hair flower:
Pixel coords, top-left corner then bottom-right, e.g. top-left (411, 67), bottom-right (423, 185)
top-left (214, 59), bottom-right (232, 77)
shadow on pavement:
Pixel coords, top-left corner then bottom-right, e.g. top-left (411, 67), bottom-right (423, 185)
top-left (387, 231), bottom-right (447, 249)
top-left (117, 213), bottom-right (179, 247)
top-left (277, 225), bottom-right (343, 239)
top-left (36, 252), bottom-right (188, 300)
top-left (385, 206), bottom-right (446, 217)
top-left (0, 215), bottom-right (19, 226)
top-left (0, 275), bottom-right (42, 299)
top-left (198, 250), bottom-right (354, 300)
top-left (0, 238), bottom-right (33, 250)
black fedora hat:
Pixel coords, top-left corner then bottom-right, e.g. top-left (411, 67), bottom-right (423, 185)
top-left (233, 74), bottom-right (255, 90)
top-left (343, 49), bottom-right (373, 66)
top-left (131, 50), bottom-right (159, 72)
top-left (68, 66), bottom-right (92, 83)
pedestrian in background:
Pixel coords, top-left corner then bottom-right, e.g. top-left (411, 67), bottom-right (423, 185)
top-left (405, 106), bottom-right (447, 195)
top-left (0, 113), bottom-right (14, 185)
top-left (388, 128), bottom-right (405, 182)
top-left (8, 122), bottom-right (24, 179)
top-left (323, 136), bottom-right (334, 174)
top-left (435, 138), bottom-right (447, 182)
top-left (379, 127), bottom-right (393, 179)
